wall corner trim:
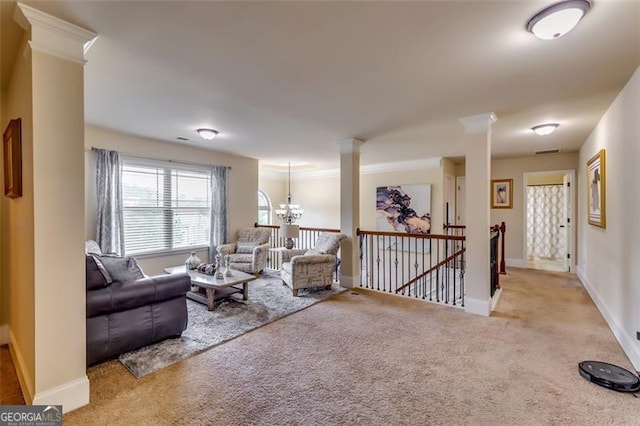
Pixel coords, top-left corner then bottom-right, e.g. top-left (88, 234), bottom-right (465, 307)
top-left (32, 375), bottom-right (90, 414)
top-left (339, 274), bottom-right (359, 289)
top-left (465, 296), bottom-right (491, 316)
top-left (577, 266), bottom-right (640, 371)
top-left (9, 330), bottom-right (35, 404)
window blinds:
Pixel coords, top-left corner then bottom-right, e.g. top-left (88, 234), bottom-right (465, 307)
top-left (122, 158), bottom-right (211, 255)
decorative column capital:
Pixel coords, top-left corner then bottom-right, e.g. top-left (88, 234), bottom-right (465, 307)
top-left (458, 112), bottom-right (497, 135)
top-left (14, 2), bottom-right (98, 65)
top-left (337, 138), bottom-right (364, 154)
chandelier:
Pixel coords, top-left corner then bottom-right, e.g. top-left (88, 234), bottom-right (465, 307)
top-left (274, 163), bottom-right (303, 224)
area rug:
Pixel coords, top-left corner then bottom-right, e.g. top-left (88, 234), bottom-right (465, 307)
top-left (119, 272), bottom-right (344, 378)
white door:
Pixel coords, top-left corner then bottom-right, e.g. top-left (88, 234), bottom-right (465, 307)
top-left (563, 173), bottom-right (572, 272)
top-left (445, 174), bottom-right (455, 226)
top-left (456, 176), bottom-right (466, 225)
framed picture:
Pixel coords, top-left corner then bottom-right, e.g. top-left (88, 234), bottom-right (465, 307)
top-left (491, 178), bottom-right (513, 209)
top-left (3, 118), bottom-right (22, 199)
top-left (587, 149), bottom-right (606, 228)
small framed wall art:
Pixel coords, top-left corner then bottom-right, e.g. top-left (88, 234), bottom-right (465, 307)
top-left (587, 148), bottom-right (606, 228)
top-left (3, 118), bottom-right (22, 199)
top-left (491, 178), bottom-right (513, 209)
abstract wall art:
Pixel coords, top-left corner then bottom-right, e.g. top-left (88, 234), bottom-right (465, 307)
top-left (376, 184), bottom-right (431, 234)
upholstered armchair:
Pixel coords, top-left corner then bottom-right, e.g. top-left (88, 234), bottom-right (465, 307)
top-left (281, 232), bottom-right (346, 296)
top-left (217, 228), bottom-right (272, 275)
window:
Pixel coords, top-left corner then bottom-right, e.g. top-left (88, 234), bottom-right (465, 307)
top-left (122, 158), bottom-right (211, 255)
top-left (257, 190), bottom-right (272, 225)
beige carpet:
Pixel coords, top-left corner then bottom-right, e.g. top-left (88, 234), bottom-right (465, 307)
top-left (65, 268), bottom-right (638, 425)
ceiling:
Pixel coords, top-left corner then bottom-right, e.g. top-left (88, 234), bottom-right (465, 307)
top-left (2, 1), bottom-right (639, 172)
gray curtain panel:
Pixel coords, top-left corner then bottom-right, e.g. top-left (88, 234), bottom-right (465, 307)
top-left (209, 165), bottom-right (228, 262)
top-left (95, 148), bottom-right (125, 256)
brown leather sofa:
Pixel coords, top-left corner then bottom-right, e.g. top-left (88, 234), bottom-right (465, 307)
top-left (86, 255), bottom-right (191, 365)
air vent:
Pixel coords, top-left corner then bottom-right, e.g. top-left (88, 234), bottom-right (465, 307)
top-left (176, 137), bottom-right (189, 141)
top-left (535, 149), bottom-right (561, 155)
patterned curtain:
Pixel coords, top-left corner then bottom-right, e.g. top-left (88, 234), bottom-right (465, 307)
top-left (209, 166), bottom-right (228, 262)
top-left (94, 148), bottom-right (125, 256)
top-left (526, 185), bottom-right (565, 259)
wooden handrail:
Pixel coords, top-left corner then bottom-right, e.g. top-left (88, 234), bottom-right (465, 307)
top-left (395, 247), bottom-right (466, 294)
top-left (357, 228), bottom-right (465, 241)
top-left (254, 223), bottom-right (341, 233)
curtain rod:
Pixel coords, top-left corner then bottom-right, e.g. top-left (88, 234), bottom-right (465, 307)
top-left (90, 147), bottom-right (231, 170)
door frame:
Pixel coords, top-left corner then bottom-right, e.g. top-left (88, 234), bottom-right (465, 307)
top-left (522, 169), bottom-right (576, 273)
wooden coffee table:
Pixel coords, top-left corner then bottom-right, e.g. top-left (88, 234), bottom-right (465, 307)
top-left (164, 265), bottom-right (257, 311)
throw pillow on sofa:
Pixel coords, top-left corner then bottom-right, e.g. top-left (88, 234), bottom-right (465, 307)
top-left (90, 254), bottom-right (145, 282)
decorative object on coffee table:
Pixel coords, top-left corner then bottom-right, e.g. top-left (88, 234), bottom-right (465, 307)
top-left (214, 252), bottom-right (224, 279)
top-left (224, 254), bottom-right (232, 277)
top-left (185, 251), bottom-right (201, 270)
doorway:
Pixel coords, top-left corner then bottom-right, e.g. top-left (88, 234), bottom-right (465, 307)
top-left (523, 170), bottom-right (574, 273)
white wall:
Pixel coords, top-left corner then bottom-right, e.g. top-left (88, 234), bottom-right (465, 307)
top-left (85, 125), bottom-right (259, 275)
top-left (259, 177), bottom-right (286, 225)
top-left (577, 66), bottom-right (640, 369)
top-left (281, 164), bottom-right (445, 234)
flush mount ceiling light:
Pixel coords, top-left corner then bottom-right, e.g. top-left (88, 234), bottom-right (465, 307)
top-left (197, 128), bottom-right (219, 140)
top-left (532, 123), bottom-right (560, 136)
top-left (527, 0), bottom-right (591, 40)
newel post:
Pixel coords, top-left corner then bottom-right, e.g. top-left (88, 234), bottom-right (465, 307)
top-left (499, 221), bottom-right (506, 274)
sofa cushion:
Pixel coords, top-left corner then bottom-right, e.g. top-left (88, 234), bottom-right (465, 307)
top-left (91, 254), bottom-right (145, 282)
top-left (85, 240), bottom-right (102, 255)
top-left (86, 255), bottom-right (112, 290)
top-left (87, 274), bottom-right (191, 317)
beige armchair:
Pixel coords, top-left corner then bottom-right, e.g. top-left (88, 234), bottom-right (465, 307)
top-left (281, 232), bottom-right (346, 296)
top-left (217, 228), bottom-right (272, 275)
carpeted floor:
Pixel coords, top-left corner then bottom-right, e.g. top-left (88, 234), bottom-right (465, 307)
top-left (120, 271), bottom-right (344, 377)
top-left (65, 268), bottom-right (638, 425)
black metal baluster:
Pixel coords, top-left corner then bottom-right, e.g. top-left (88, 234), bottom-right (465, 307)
top-left (376, 235), bottom-right (381, 291)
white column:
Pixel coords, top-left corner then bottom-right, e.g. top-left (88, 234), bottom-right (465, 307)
top-left (15, 3), bottom-right (97, 412)
top-left (337, 138), bottom-right (364, 288)
top-left (458, 113), bottom-right (496, 316)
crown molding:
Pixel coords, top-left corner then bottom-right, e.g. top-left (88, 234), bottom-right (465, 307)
top-left (260, 157), bottom-right (443, 181)
top-left (458, 112), bottom-right (497, 134)
top-left (14, 2), bottom-right (98, 65)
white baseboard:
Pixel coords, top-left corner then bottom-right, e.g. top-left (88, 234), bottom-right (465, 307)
top-left (465, 296), bottom-right (491, 316)
top-left (0, 324), bottom-right (8, 345)
top-left (33, 375), bottom-right (90, 414)
top-left (506, 258), bottom-right (527, 268)
top-left (491, 288), bottom-right (503, 311)
top-left (9, 329), bottom-right (35, 404)
top-left (577, 266), bottom-right (640, 371)
top-left (339, 274), bottom-right (360, 289)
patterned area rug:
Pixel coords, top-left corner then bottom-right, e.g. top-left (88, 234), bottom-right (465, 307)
top-left (119, 272), bottom-right (344, 378)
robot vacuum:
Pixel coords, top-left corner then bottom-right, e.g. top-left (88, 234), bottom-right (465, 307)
top-left (579, 361), bottom-right (640, 393)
